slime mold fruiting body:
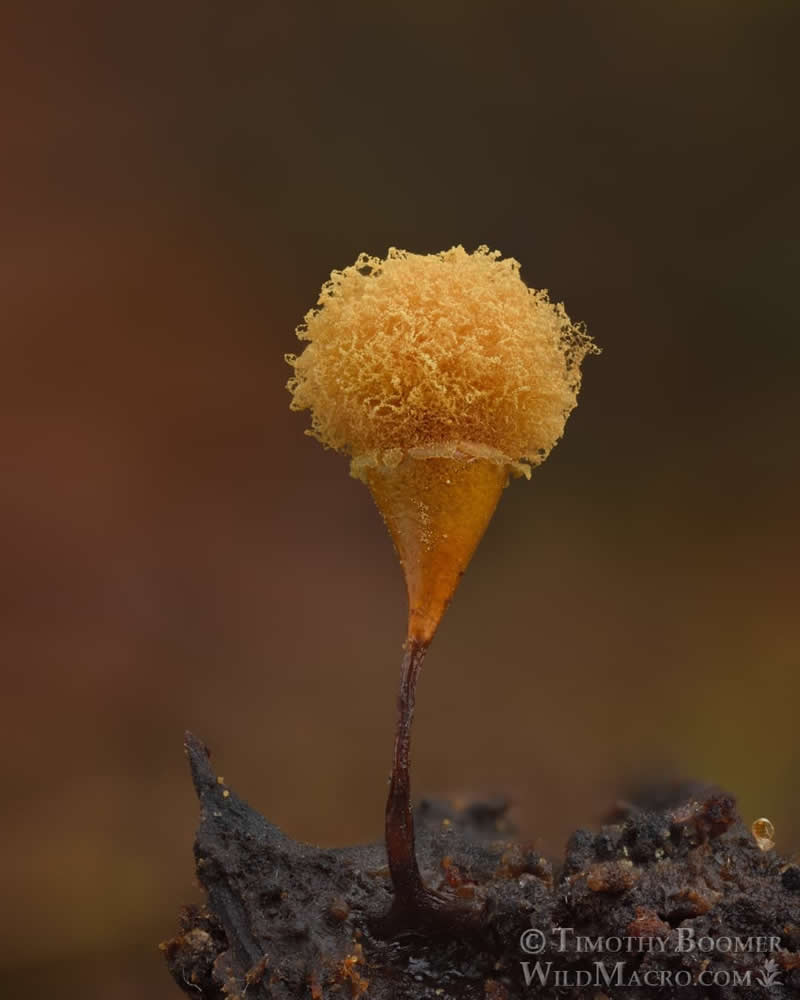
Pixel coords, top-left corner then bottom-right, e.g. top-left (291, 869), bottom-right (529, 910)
top-left (287, 245), bottom-right (597, 929)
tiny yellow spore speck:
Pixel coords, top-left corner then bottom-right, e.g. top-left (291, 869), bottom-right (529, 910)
top-left (752, 817), bottom-right (775, 850)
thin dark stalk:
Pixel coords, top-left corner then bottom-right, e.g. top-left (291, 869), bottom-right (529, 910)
top-left (379, 639), bottom-right (484, 936)
top-left (385, 639), bottom-right (429, 907)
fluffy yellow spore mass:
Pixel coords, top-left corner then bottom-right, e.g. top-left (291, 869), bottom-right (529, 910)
top-left (286, 245), bottom-right (597, 479)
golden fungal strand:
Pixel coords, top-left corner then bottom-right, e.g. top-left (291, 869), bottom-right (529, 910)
top-left (286, 245), bottom-right (597, 477)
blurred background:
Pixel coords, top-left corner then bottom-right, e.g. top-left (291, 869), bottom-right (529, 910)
top-left (3, 0), bottom-right (799, 996)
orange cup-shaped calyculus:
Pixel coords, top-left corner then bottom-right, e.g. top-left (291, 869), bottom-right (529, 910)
top-left (366, 454), bottom-right (507, 644)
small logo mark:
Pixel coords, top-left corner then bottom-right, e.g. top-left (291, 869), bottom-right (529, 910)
top-left (756, 958), bottom-right (783, 988)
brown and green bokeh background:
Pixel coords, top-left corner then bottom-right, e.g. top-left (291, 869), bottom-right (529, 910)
top-left (3, 2), bottom-right (798, 996)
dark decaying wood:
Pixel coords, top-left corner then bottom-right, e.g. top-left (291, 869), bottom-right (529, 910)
top-left (162, 732), bottom-right (800, 999)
